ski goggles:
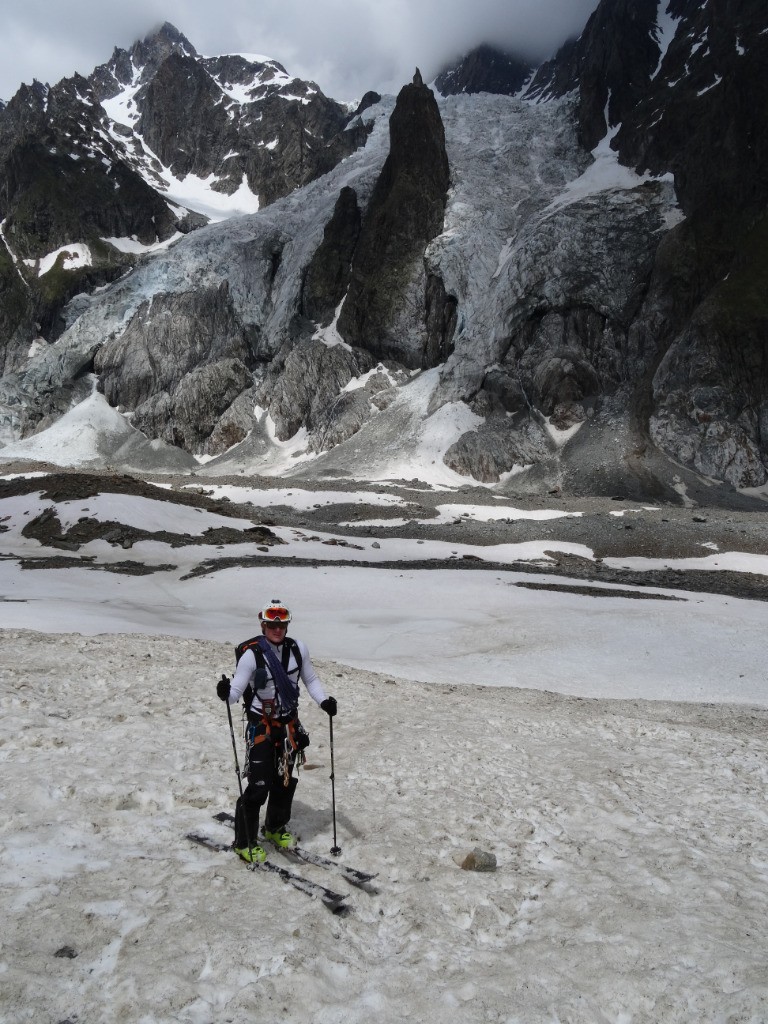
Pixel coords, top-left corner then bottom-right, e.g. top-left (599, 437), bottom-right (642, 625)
top-left (261, 606), bottom-right (291, 623)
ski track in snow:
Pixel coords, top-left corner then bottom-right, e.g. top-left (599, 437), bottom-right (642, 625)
top-left (0, 630), bottom-right (766, 1024)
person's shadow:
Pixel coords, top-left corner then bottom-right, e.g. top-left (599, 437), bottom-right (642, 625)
top-left (291, 797), bottom-right (361, 842)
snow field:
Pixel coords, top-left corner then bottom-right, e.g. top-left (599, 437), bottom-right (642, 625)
top-left (0, 629), bottom-right (766, 1023)
top-left (1, 557), bottom-right (767, 705)
top-left (1, 486), bottom-right (768, 705)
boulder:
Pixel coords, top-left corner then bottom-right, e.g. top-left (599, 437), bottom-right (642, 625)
top-left (460, 848), bottom-right (497, 872)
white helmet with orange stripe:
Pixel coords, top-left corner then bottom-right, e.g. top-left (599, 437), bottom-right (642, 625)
top-left (258, 599), bottom-right (292, 628)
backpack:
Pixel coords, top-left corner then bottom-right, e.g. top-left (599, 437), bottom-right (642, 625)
top-left (235, 634), bottom-right (303, 713)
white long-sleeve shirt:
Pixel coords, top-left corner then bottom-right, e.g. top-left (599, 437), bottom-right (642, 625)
top-left (228, 636), bottom-right (327, 717)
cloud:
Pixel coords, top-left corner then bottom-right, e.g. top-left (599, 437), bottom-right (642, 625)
top-left (0, 0), bottom-right (599, 104)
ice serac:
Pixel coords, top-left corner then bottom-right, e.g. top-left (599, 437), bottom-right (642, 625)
top-left (336, 72), bottom-right (452, 368)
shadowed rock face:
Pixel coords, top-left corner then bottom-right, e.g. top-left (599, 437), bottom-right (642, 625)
top-left (0, 74), bottom-right (182, 351)
top-left (649, 216), bottom-right (768, 488)
top-left (617, 0), bottom-right (768, 237)
top-left (0, 249), bottom-right (35, 375)
top-left (0, 76), bottom-right (181, 258)
top-left (337, 77), bottom-right (451, 368)
top-left (508, 0), bottom-right (768, 491)
top-left (136, 52), bottom-right (230, 178)
top-left (576, 0), bottom-right (661, 152)
top-left (615, 0), bottom-right (768, 488)
top-left (526, 0), bottom-right (768, 245)
top-left (524, 0), bottom-right (660, 148)
top-left (301, 186), bottom-right (362, 326)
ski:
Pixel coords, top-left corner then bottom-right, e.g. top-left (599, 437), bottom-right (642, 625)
top-left (185, 831), bottom-right (348, 911)
top-left (213, 811), bottom-right (378, 889)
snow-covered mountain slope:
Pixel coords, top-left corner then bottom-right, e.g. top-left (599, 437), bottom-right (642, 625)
top-left (0, 85), bottom-right (695, 498)
top-left (90, 25), bottom-right (353, 221)
top-left (0, 93), bottom-right (393, 458)
top-left (0, 388), bottom-right (195, 471)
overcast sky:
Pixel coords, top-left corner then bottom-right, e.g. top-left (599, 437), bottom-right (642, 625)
top-left (1, 0), bottom-right (599, 103)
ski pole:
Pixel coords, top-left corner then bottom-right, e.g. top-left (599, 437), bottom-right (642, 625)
top-left (329, 714), bottom-right (341, 856)
top-left (222, 668), bottom-right (266, 801)
top-left (225, 695), bottom-right (245, 800)
top-left (222, 674), bottom-right (257, 866)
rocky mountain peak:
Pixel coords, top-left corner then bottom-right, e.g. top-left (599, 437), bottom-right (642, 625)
top-left (89, 22), bottom-right (197, 99)
top-left (435, 44), bottom-right (533, 97)
top-left (1, 79), bottom-right (49, 124)
top-left (336, 77), bottom-right (451, 367)
top-left (0, 20), bottom-right (373, 384)
top-left (131, 22), bottom-right (198, 71)
top-left (201, 52), bottom-right (290, 93)
top-left (350, 91), bottom-right (382, 119)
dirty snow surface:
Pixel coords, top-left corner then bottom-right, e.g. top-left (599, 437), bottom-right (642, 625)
top-left (0, 472), bottom-right (767, 1023)
top-left (1, 631), bottom-right (766, 1024)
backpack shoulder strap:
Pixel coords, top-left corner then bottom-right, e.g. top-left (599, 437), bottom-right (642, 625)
top-left (283, 636), bottom-right (302, 674)
top-left (235, 636), bottom-right (266, 711)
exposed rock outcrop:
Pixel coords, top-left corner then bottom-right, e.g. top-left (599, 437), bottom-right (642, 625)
top-left (92, 283), bottom-right (256, 453)
top-left (0, 250), bottom-right (35, 374)
top-left (444, 415), bottom-right (551, 484)
top-left (510, 0), bottom-right (768, 490)
top-left (650, 221), bottom-right (768, 488)
top-left (257, 338), bottom-right (378, 442)
top-left (0, 77), bottom-right (182, 259)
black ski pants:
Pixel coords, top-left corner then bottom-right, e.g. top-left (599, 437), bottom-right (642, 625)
top-left (234, 718), bottom-right (298, 849)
